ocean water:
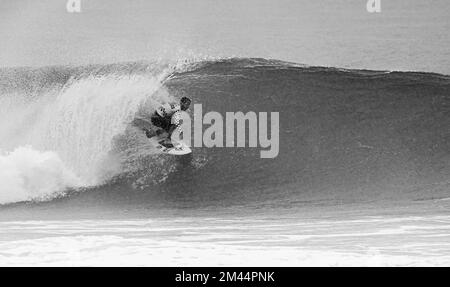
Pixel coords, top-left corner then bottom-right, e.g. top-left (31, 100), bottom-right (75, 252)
top-left (1, 0), bottom-right (450, 74)
top-left (0, 59), bottom-right (449, 266)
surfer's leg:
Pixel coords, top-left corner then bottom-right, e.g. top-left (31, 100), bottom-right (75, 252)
top-left (150, 114), bottom-right (175, 146)
top-left (150, 114), bottom-right (164, 128)
top-left (151, 114), bottom-right (173, 131)
top-left (149, 114), bottom-right (167, 136)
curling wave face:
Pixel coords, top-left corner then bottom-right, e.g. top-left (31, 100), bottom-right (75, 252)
top-left (0, 58), bottom-right (449, 208)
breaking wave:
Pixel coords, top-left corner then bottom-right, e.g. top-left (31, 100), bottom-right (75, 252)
top-left (0, 61), bottom-right (188, 203)
top-left (0, 58), bottom-right (449, 208)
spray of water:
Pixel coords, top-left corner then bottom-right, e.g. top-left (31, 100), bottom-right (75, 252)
top-left (0, 62), bottom-right (177, 204)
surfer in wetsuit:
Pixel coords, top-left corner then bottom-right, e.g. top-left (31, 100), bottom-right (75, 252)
top-left (144, 96), bottom-right (191, 140)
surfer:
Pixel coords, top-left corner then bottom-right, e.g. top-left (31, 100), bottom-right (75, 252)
top-left (143, 97), bottom-right (191, 143)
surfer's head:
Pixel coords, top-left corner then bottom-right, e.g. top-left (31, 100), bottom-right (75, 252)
top-left (180, 97), bottom-right (191, 111)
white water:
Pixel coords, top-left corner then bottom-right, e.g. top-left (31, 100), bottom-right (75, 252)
top-left (0, 65), bottom-right (175, 204)
top-left (0, 147), bottom-right (81, 203)
top-left (1, 209), bottom-right (449, 266)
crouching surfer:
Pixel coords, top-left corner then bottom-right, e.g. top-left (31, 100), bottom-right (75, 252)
top-left (143, 96), bottom-right (191, 147)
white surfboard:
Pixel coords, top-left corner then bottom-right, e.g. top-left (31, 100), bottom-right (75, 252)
top-left (148, 136), bottom-right (192, 155)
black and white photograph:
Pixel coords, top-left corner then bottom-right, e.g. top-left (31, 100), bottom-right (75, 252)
top-left (0, 0), bottom-right (449, 268)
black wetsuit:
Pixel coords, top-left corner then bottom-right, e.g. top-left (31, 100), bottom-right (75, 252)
top-left (150, 111), bottom-right (172, 133)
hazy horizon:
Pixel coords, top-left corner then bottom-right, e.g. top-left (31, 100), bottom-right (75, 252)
top-left (0, 0), bottom-right (449, 73)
